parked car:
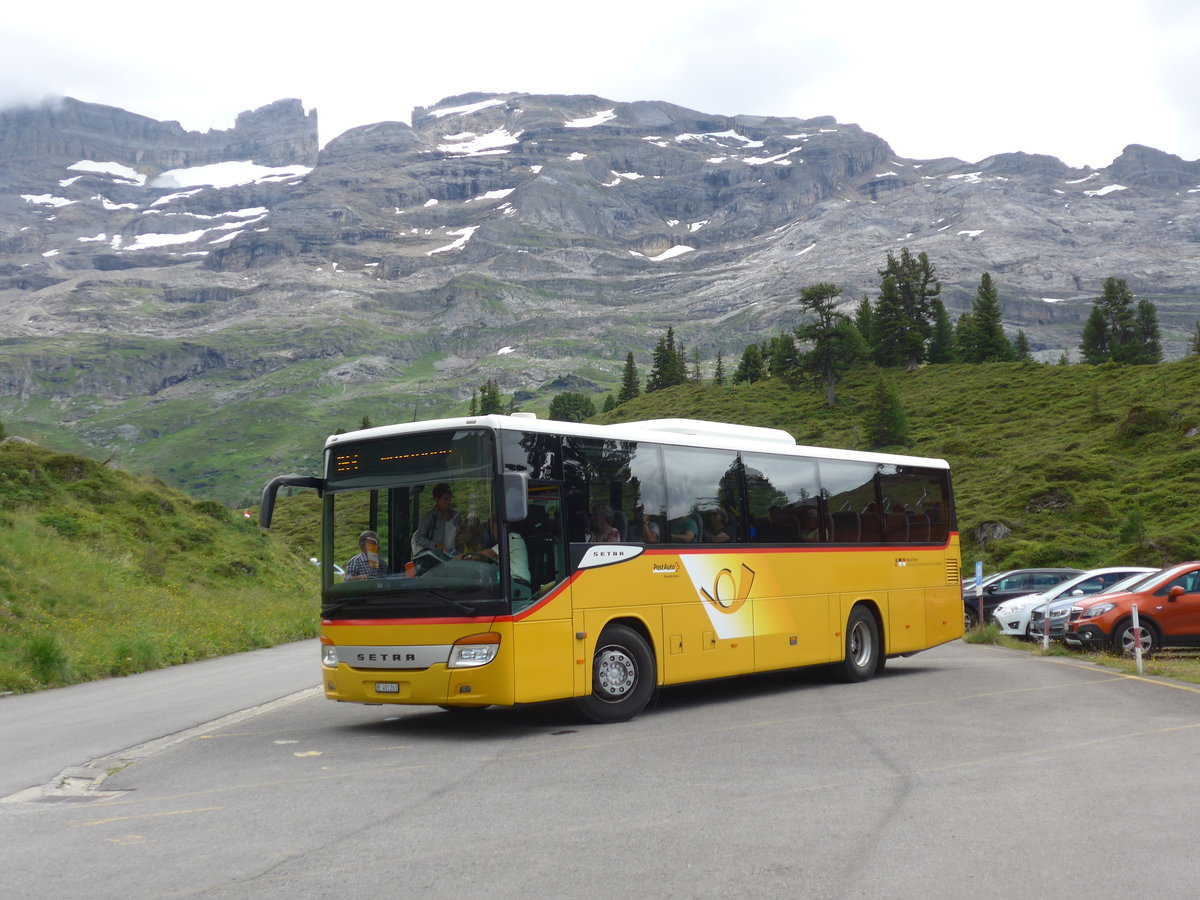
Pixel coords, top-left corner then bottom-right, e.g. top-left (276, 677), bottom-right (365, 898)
top-left (962, 568), bottom-right (1083, 628)
top-left (1028, 570), bottom-right (1158, 640)
top-left (1064, 562), bottom-right (1200, 654)
top-left (310, 557), bottom-right (346, 577)
top-left (992, 567), bottom-right (1156, 638)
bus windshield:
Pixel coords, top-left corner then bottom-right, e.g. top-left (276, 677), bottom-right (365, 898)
top-left (321, 428), bottom-right (509, 618)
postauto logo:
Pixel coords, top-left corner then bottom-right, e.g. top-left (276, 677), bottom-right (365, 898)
top-left (679, 555), bottom-right (758, 639)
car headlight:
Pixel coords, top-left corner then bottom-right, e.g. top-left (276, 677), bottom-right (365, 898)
top-left (1079, 603), bottom-right (1116, 619)
top-left (447, 632), bottom-right (501, 668)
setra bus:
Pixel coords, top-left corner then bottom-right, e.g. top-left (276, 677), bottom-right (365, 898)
top-left (260, 414), bottom-right (963, 722)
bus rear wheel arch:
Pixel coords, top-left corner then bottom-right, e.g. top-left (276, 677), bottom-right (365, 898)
top-left (838, 604), bottom-right (882, 683)
top-left (576, 623), bottom-right (656, 724)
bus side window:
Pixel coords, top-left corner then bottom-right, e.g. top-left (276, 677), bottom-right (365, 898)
top-left (660, 446), bottom-right (743, 544)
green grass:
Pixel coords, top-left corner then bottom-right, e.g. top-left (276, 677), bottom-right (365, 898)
top-left (963, 624), bottom-right (1200, 685)
top-left (0, 441), bottom-right (317, 693)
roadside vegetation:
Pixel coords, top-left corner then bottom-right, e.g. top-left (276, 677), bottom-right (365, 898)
top-left (964, 622), bottom-right (1200, 686)
top-left (0, 439), bottom-right (315, 694)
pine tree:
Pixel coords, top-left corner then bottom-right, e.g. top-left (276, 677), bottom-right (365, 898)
top-left (713, 351), bottom-right (726, 386)
top-left (479, 378), bottom-right (503, 415)
top-left (1134, 299), bottom-right (1163, 364)
top-left (732, 343), bottom-right (765, 383)
top-left (927, 299), bottom-right (957, 363)
top-left (965, 273), bottom-right (1015, 362)
top-left (1080, 277), bottom-right (1160, 365)
top-left (873, 248), bottom-right (940, 370)
top-left (646, 327), bottom-right (688, 392)
top-left (767, 332), bottom-right (801, 381)
top-left (871, 274), bottom-right (909, 367)
top-left (469, 390), bottom-right (478, 416)
top-left (795, 282), bottom-right (867, 405)
top-left (360, 415), bottom-right (373, 430)
top-left (617, 352), bottom-right (641, 404)
top-left (865, 375), bottom-right (909, 448)
top-left (854, 295), bottom-right (874, 351)
top-left (548, 392), bottom-right (596, 422)
top-left (602, 393), bottom-right (616, 412)
top-left (1080, 305), bottom-right (1110, 364)
top-left (1013, 330), bottom-right (1033, 363)
top-left (1190, 321), bottom-right (1200, 356)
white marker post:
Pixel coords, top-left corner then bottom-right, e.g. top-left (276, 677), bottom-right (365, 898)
top-left (974, 561), bottom-right (984, 630)
top-left (1041, 598), bottom-right (1051, 651)
top-left (1131, 603), bottom-right (1144, 676)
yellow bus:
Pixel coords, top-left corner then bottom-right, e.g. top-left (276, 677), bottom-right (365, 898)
top-left (261, 415), bottom-right (962, 722)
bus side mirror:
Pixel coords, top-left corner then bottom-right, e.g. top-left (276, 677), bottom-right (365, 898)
top-left (259, 475), bottom-right (324, 528)
top-left (501, 471), bottom-right (528, 523)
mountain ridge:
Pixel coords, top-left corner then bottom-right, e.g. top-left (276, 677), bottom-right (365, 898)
top-left (1, 92), bottom-right (1198, 501)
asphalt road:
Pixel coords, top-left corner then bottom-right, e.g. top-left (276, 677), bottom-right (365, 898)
top-left (3, 640), bottom-right (1200, 898)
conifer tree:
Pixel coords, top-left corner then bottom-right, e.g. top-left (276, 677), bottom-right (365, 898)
top-left (927, 299), bottom-right (957, 363)
top-left (767, 332), bottom-right (801, 381)
top-left (602, 393), bottom-right (616, 412)
top-left (732, 343), bottom-right (765, 384)
top-left (854, 295), bottom-right (874, 351)
top-left (469, 390), bottom-right (478, 416)
top-left (548, 392), bottom-right (596, 422)
top-left (479, 378), bottom-right (503, 415)
top-left (646, 327), bottom-right (688, 392)
top-left (1190, 321), bottom-right (1200, 356)
top-left (1013, 330), bottom-right (1033, 363)
top-left (795, 282), bottom-right (867, 405)
top-left (873, 248), bottom-right (940, 370)
top-left (865, 375), bottom-right (909, 448)
top-left (713, 351), bottom-right (726, 386)
top-left (1080, 277), bottom-right (1161, 365)
top-left (962, 273), bottom-right (1015, 362)
top-left (1134, 299), bottom-right (1163, 364)
top-left (617, 352), bottom-right (641, 404)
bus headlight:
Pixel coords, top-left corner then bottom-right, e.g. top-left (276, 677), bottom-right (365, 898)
top-left (321, 638), bottom-right (339, 668)
top-left (447, 632), bottom-right (501, 668)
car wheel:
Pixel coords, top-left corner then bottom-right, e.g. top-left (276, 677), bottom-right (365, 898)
top-left (1112, 619), bottom-right (1158, 655)
top-left (575, 624), bottom-right (656, 723)
top-left (963, 607), bottom-right (977, 630)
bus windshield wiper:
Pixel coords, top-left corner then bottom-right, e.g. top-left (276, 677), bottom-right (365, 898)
top-left (423, 591), bottom-right (481, 615)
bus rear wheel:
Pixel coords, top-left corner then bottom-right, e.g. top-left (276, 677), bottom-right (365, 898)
top-left (838, 605), bottom-right (880, 683)
top-left (576, 624), bottom-right (655, 724)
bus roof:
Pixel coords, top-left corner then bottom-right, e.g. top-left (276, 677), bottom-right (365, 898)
top-left (325, 414), bottom-right (949, 470)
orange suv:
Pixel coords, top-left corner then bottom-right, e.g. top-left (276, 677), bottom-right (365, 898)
top-left (1064, 562), bottom-right (1200, 654)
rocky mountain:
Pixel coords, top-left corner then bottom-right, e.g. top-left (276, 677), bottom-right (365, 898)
top-left (1, 92), bottom-right (1198, 502)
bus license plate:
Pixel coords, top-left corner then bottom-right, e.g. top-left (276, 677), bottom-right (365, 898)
top-left (375, 682), bottom-right (400, 693)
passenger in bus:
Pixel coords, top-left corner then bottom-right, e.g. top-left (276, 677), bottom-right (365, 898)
top-left (411, 482), bottom-right (461, 572)
top-left (796, 506), bottom-right (821, 541)
top-left (587, 502), bottom-right (621, 543)
top-left (345, 530), bottom-right (389, 580)
top-left (460, 513), bottom-right (490, 555)
top-left (632, 506), bottom-right (660, 543)
top-left (705, 509), bottom-right (733, 543)
top-left (669, 513), bottom-right (699, 543)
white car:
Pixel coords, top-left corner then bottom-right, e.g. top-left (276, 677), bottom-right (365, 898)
top-left (991, 567), bottom-right (1157, 638)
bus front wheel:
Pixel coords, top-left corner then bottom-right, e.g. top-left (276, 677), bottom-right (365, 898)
top-left (838, 605), bottom-right (880, 683)
top-left (576, 624), bottom-right (655, 724)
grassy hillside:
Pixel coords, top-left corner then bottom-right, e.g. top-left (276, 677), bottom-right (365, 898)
top-left (0, 439), bottom-right (317, 693)
top-left (597, 358), bottom-right (1200, 570)
top-left (3, 357), bottom-right (1199, 693)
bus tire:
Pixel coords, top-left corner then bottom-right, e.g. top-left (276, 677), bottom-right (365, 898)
top-left (576, 624), bottom-right (655, 724)
top-left (838, 605), bottom-right (880, 683)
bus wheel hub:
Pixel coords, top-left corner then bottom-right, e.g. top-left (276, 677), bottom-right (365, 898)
top-left (597, 649), bottom-right (635, 697)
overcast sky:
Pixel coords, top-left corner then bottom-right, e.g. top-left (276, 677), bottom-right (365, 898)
top-left (3, 0), bottom-right (1198, 170)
